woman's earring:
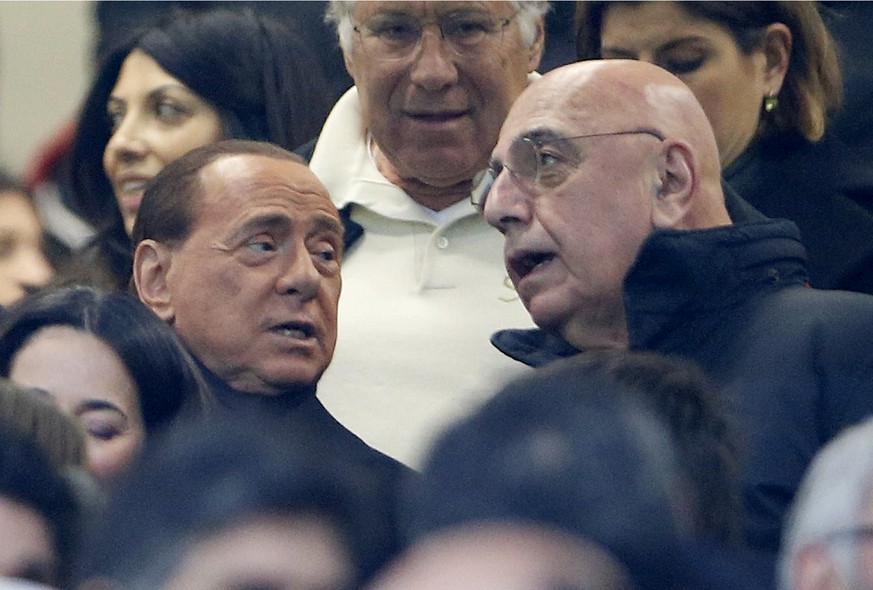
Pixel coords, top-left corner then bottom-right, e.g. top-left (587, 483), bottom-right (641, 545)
top-left (763, 92), bottom-right (778, 113)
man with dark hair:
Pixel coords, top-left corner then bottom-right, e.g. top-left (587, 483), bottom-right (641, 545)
top-left (477, 59), bottom-right (873, 557)
top-left (132, 139), bottom-right (405, 474)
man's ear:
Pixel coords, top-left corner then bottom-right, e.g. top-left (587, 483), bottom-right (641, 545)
top-left (133, 240), bottom-right (175, 323)
top-left (651, 141), bottom-right (696, 229)
top-left (527, 17), bottom-right (546, 72)
top-left (761, 22), bottom-right (792, 93)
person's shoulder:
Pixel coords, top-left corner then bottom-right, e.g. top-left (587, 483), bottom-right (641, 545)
top-left (758, 285), bottom-right (873, 336)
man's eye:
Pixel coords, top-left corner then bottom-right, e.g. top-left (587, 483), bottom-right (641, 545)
top-left (247, 239), bottom-right (277, 253)
top-left (316, 249), bottom-right (336, 262)
top-left (371, 19), bottom-right (419, 43)
top-left (444, 17), bottom-right (490, 39)
top-left (312, 242), bottom-right (339, 262)
top-left (537, 149), bottom-right (563, 168)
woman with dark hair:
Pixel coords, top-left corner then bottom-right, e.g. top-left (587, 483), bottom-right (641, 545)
top-left (0, 285), bottom-right (209, 484)
top-left (67, 7), bottom-right (331, 290)
top-left (575, 1), bottom-right (873, 295)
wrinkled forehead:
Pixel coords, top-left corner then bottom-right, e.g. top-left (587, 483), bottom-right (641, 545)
top-left (353, 0), bottom-right (515, 20)
top-left (200, 155), bottom-right (335, 208)
top-left (500, 63), bottom-right (653, 142)
top-left (195, 154), bottom-right (340, 227)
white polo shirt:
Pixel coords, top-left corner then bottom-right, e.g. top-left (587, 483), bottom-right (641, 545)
top-left (310, 87), bottom-right (534, 468)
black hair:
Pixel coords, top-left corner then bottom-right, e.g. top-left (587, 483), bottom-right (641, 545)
top-left (0, 285), bottom-right (207, 431)
top-left (404, 354), bottom-right (693, 589)
top-left (69, 7), bottom-right (331, 289)
top-left (566, 350), bottom-right (743, 546)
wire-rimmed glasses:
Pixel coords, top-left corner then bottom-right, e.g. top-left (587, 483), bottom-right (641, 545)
top-left (470, 128), bottom-right (665, 212)
top-left (352, 10), bottom-right (517, 61)
top-left (824, 525), bottom-right (873, 544)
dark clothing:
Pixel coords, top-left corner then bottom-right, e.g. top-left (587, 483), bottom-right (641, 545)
top-left (493, 219), bottom-right (873, 554)
top-left (196, 359), bottom-right (412, 478)
top-left (724, 131), bottom-right (873, 294)
top-left (822, 2), bottom-right (873, 167)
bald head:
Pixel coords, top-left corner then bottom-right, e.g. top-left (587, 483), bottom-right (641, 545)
top-left (483, 59), bottom-right (732, 349)
top-left (540, 61), bottom-right (717, 159)
top-left (366, 523), bottom-right (635, 590)
top-left (497, 59), bottom-right (729, 229)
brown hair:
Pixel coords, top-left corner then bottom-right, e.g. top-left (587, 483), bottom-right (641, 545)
top-left (575, 1), bottom-right (842, 141)
top-left (0, 378), bottom-right (86, 470)
top-left (132, 140), bottom-right (305, 247)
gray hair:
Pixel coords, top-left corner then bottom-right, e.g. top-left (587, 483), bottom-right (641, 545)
top-left (325, 1), bottom-right (549, 55)
top-left (778, 416), bottom-right (873, 589)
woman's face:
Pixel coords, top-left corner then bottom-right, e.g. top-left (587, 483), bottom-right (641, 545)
top-left (0, 190), bottom-right (53, 307)
top-left (599, 1), bottom-right (772, 167)
top-left (9, 325), bottom-right (146, 484)
top-left (103, 49), bottom-right (224, 234)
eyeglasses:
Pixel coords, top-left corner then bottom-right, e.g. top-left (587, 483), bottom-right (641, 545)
top-left (824, 525), bottom-right (873, 544)
top-left (470, 128), bottom-right (664, 212)
top-left (352, 11), bottom-right (516, 61)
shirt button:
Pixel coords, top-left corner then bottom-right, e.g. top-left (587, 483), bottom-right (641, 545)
top-left (436, 236), bottom-right (449, 249)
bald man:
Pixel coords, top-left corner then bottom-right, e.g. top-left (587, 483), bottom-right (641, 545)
top-left (475, 60), bottom-right (873, 557)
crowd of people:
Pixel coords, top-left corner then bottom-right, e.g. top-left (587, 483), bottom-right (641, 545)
top-left (2, 1), bottom-right (873, 589)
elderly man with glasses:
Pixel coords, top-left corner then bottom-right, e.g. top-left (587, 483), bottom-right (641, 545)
top-left (304, 1), bottom-right (547, 468)
top-left (479, 58), bottom-right (873, 565)
top-left (780, 415), bottom-right (873, 590)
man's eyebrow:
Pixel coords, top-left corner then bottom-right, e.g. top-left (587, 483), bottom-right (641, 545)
top-left (522, 127), bottom-right (565, 144)
top-left (227, 213), bottom-right (292, 243)
top-left (309, 214), bottom-right (345, 239)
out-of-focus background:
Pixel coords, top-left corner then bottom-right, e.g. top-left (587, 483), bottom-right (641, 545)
top-left (0, 1), bottom-right (91, 175)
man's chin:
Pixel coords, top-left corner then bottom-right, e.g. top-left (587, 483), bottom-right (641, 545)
top-left (526, 296), bottom-right (561, 327)
top-left (231, 366), bottom-right (325, 397)
top-left (394, 146), bottom-right (484, 186)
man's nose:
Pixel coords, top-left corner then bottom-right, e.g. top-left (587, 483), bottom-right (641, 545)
top-left (408, 25), bottom-right (459, 90)
top-left (276, 246), bottom-right (321, 300)
top-left (483, 170), bottom-right (534, 233)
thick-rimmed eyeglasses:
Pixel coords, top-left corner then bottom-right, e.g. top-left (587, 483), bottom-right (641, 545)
top-left (470, 128), bottom-right (665, 212)
top-left (352, 11), bottom-right (516, 61)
